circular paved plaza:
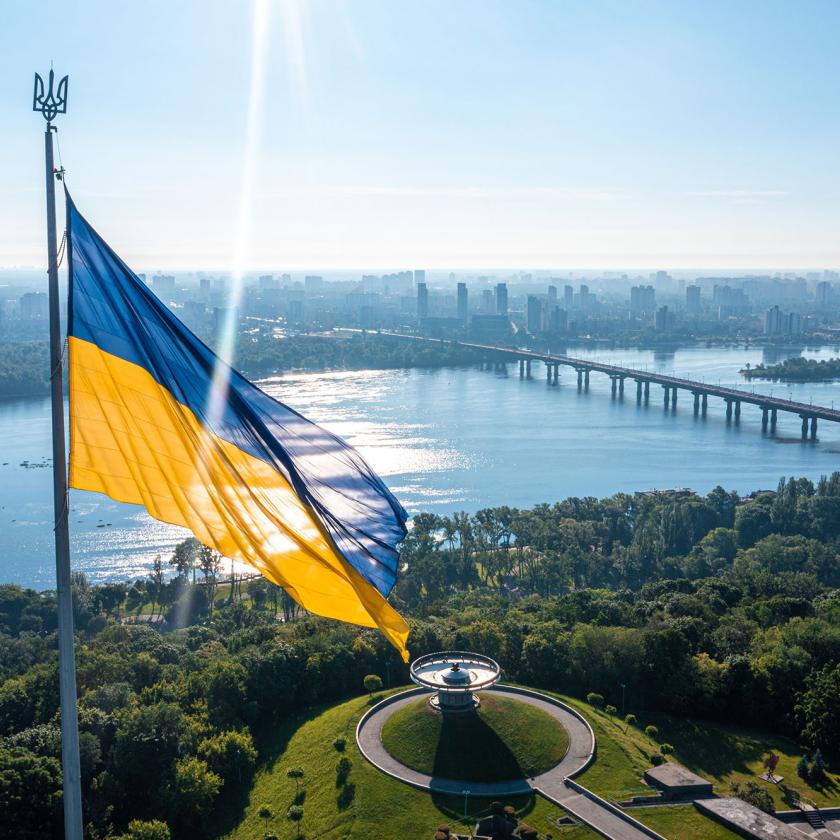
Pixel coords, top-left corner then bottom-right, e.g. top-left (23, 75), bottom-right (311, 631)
top-left (355, 684), bottom-right (595, 798)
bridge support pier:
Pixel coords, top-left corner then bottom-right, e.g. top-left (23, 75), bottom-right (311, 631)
top-left (693, 392), bottom-right (700, 415)
top-left (702, 393), bottom-right (708, 416)
top-left (801, 415), bottom-right (809, 439)
top-left (636, 380), bottom-right (643, 403)
top-left (611, 377), bottom-right (618, 397)
top-left (577, 369), bottom-right (583, 390)
top-left (519, 359), bottom-right (525, 378)
top-left (526, 360), bottom-right (532, 379)
top-left (663, 386), bottom-right (670, 407)
top-left (770, 408), bottom-right (777, 429)
top-left (734, 401), bottom-right (740, 422)
top-left (546, 361), bottom-right (552, 382)
top-left (762, 407), bottom-right (769, 431)
top-left (553, 363), bottom-right (559, 385)
top-left (725, 399), bottom-right (733, 421)
top-left (618, 377), bottom-right (624, 396)
top-left (811, 417), bottom-right (818, 439)
top-left (671, 388), bottom-right (677, 408)
top-left (644, 381), bottom-right (650, 402)
top-left (585, 370), bottom-right (590, 390)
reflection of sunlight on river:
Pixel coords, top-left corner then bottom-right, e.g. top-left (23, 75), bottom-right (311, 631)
top-left (9, 348), bottom-right (840, 588)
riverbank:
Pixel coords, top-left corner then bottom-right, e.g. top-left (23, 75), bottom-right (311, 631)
top-left (742, 356), bottom-right (840, 382)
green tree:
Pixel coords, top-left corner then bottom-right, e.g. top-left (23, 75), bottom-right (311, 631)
top-left (796, 755), bottom-right (810, 781)
top-left (198, 730), bottom-right (257, 786)
top-left (586, 692), bottom-right (604, 708)
top-left (168, 757), bottom-right (221, 831)
top-left (258, 804), bottom-right (273, 838)
top-left (287, 767), bottom-right (304, 796)
top-left (796, 662), bottom-right (840, 757)
top-left (363, 674), bottom-right (383, 697)
top-left (0, 745), bottom-right (62, 838)
top-left (118, 819), bottom-right (171, 840)
top-left (729, 780), bottom-right (774, 814)
top-left (286, 804), bottom-right (304, 838)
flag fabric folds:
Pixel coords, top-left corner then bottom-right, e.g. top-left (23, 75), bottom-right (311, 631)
top-left (65, 191), bottom-right (410, 659)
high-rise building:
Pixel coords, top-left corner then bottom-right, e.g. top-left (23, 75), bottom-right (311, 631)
top-left (199, 277), bottom-right (211, 296)
top-left (630, 285), bottom-right (656, 313)
top-left (549, 306), bottom-right (568, 334)
top-left (417, 282), bottom-right (429, 320)
top-left (547, 285), bottom-right (558, 307)
top-left (527, 295), bottom-right (543, 334)
top-left (153, 274), bottom-right (176, 297)
top-left (457, 282), bottom-right (468, 322)
top-left (414, 269), bottom-right (426, 287)
top-left (495, 283), bottom-right (508, 316)
top-left (481, 289), bottom-right (494, 314)
top-left (816, 281), bottom-right (832, 304)
top-left (564, 285), bottom-right (574, 310)
top-left (654, 305), bottom-right (672, 332)
top-left (259, 274), bottom-right (279, 289)
top-left (304, 275), bottom-right (324, 292)
top-left (765, 305), bottom-right (782, 334)
top-left (686, 285), bottom-right (701, 314)
top-left (19, 292), bottom-right (48, 320)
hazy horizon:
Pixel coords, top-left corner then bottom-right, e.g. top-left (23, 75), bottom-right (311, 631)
top-left (5, 1), bottom-right (840, 271)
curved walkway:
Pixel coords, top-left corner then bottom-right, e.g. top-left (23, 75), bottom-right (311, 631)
top-left (356, 685), bottom-right (664, 840)
top-left (355, 684), bottom-right (593, 797)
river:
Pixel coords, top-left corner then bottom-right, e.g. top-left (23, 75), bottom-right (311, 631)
top-left (3, 343), bottom-right (840, 590)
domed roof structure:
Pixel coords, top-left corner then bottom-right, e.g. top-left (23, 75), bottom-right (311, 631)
top-left (409, 651), bottom-right (501, 713)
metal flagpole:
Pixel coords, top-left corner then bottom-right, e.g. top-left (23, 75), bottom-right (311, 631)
top-left (33, 69), bottom-right (83, 840)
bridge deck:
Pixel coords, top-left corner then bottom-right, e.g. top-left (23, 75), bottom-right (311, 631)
top-left (378, 332), bottom-right (840, 423)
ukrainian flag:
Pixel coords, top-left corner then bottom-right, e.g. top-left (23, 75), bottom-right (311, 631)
top-left (65, 192), bottom-right (410, 660)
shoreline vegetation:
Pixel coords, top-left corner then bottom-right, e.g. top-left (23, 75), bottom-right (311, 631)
top-left (742, 356), bottom-right (840, 383)
top-left (0, 475), bottom-right (838, 836)
top-left (2, 333), bottom-right (836, 399)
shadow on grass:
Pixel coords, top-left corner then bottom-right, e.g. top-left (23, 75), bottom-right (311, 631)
top-left (649, 715), bottom-right (790, 780)
top-left (430, 710), bottom-right (525, 782)
top-left (209, 702), bottom-right (335, 838)
top-left (431, 791), bottom-right (538, 826)
top-left (337, 782), bottom-right (356, 811)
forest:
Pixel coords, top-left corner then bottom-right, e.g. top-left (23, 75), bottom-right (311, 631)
top-left (743, 356), bottom-right (840, 382)
top-left (0, 334), bottom-right (483, 398)
top-left (0, 475), bottom-right (838, 838)
top-left (0, 341), bottom-right (50, 397)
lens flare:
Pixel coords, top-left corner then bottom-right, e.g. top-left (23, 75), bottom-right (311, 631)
top-left (208, 0), bottom-right (271, 425)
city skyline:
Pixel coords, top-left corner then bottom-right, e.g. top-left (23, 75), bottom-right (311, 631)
top-left (4, 1), bottom-right (840, 270)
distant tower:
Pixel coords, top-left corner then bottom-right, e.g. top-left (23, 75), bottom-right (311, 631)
top-left (686, 285), bottom-right (701, 315)
top-left (527, 295), bottom-right (543, 334)
top-left (564, 284), bottom-right (574, 310)
top-left (547, 285), bottom-right (558, 308)
top-left (414, 269), bottom-right (426, 287)
top-left (457, 282), bottom-right (468, 323)
top-left (417, 282), bottom-right (429, 320)
top-left (495, 283), bottom-right (508, 316)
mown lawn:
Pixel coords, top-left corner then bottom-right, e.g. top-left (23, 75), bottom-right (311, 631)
top-left (222, 690), bottom-right (582, 840)
top-left (631, 805), bottom-right (741, 839)
top-left (222, 685), bottom-right (838, 839)
top-left (381, 694), bottom-right (570, 781)
top-left (534, 688), bottom-right (840, 810)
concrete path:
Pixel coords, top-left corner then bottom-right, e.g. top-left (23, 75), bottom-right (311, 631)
top-left (356, 684), bottom-right (663, 839)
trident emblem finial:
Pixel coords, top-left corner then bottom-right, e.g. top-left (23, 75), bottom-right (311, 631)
top-left (33, 70), bottom-right (69, 126)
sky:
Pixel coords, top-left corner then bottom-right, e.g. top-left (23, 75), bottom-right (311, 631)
top-left (3, 0), bottom-right (840, 271)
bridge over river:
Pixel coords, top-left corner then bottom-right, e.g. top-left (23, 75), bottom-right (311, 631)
top-left (373, 332), bottom-right (840, 439)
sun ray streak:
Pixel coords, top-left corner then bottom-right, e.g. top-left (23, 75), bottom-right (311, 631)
top-left (208, 0), bottom-right (271, 427)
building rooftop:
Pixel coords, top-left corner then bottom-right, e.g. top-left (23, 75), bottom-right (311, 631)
top-left (644, 762), bottom-right (713, 791)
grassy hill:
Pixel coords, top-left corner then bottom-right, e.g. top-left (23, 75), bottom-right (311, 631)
top-left (220, 686), bottom-right (832, 839)
top-left (380, 694), bottom-right (570, 781)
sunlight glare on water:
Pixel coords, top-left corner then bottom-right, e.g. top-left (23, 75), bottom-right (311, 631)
top-left (4, 345), bottom-right (840, 588)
